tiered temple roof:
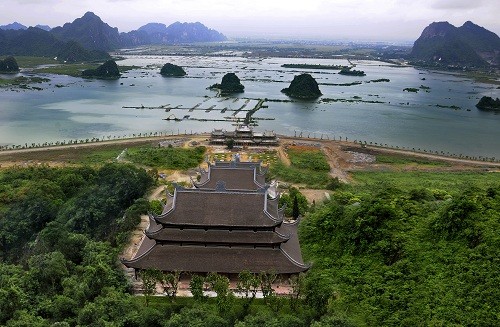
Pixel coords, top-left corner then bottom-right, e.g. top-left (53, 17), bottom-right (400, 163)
top-left (193, 161), bottom-right (267, 191)
top-left (122, 161), bottom-right (308, 275)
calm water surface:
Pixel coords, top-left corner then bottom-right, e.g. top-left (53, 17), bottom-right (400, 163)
top-left (0, 56), bottom-right (498, 158)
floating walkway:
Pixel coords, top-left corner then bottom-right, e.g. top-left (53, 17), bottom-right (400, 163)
top-left (127, 97), bottom-right (272, 126)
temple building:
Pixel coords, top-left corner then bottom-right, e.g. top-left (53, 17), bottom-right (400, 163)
top-left (122, 161), bottom-right (308, 278)
top-left (192, 160), bottom-right (267, 191)
top-left (210, 125), bottom-right (279, 146)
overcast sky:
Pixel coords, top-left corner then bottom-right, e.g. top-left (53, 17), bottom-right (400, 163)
top-left (1, 0), bottom-right (499, 42)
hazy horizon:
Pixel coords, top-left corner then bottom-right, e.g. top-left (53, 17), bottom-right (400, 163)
top-left (1, 0), bottom-right (499, 42)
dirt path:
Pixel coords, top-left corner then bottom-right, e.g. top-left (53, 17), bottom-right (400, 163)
top-left (277, 145), bottom-right (291, 166)
top-left (321, 144), bottom-right (352, 183)
top-left (121, 185), bottom-right (165, 261)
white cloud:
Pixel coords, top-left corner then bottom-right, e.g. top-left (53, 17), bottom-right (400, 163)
top-left (0, 0), bottom-right (498, 41)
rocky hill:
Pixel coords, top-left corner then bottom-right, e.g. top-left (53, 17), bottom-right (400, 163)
top-left (0, 22), bottom-right (27, 30)
top-left (281, 74), bottom-right (322, 99)
top-left (164, 22), bottom-right (227, 43)
top-left (51, 12), bottom-right (121, 51)
top-left (121, 21), bottom-right (227, 46)
top-left (0, 56), bottom-right (20, 73)
top-left (160, 63), bottom-right (186, 76)
top-left (209, 73), bottom-right (244, 94)
top-left (0, 27), bottom-right (110, 62)
top-left (35, 25), bottom-right (51, 31)
top-left (411, 21), bottom-right (500, 68)
top-left (82, 60), bottom-right (121, 79)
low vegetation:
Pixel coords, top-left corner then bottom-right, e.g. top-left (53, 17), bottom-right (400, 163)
top-left (126, 146), bottom-right (206, 170)
top-left (375, 153), bottom-right (451, 166)
top-left (0, 76), bottom-right (50, 88)
top-left (269, 146), bottom-right (338, 189)
top-left (281, 63), bottom-right (348, 70)
top-left (338, 68), bottom-right (366, 76)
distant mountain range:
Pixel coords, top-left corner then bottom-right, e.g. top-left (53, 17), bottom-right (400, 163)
top-left (0, 27), bottom-right (110, 62)
top-left (0, 22), bottom-right (51, 31)
top-left (411, 21), bottom-right (500, 68)
top-left (0, 12), bottom-right (227, 59)
top-left (121, 21), bottom-right (226, 47)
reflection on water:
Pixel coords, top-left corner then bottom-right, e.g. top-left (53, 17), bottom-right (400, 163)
top-left (0, 56), bottom-right (499, 158)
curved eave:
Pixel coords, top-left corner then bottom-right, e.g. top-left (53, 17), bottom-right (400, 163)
top-left (145, 213), bottom-right (162, 234)
top-left (154, 188), bottom-right (283, 226)
top-left (280, 248), bottom-right (310, 271)
top-left (121, 244), bottom-right (308, 274)
top-left (152, 219), bottom-right (282, 229)
top-left (145, 228), bottom-right (290, 244)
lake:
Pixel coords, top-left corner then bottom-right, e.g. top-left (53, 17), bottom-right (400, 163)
top-left (1, 55), bottom-right (499, 158)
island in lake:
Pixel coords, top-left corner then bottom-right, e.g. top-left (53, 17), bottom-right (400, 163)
top-left (0, 56), bottom-right (20, 73)
top-left (208, 72), bottom-right (244, 94)
top-left (160, 63), bottom-right (186, 77)
top-left (476, 96), bottom-right (500, 111)
top-left (281, 63), bottom-right (348, 70)
top-left (339, 68), bottom-right (366, 76)
top-left (82, 60), bottom-right (121, 79)
top-left (281, 73), bottom-right (322, 99)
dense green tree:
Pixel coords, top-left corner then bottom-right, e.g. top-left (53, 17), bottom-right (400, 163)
top-left (0, 56), bottom-right (20, 72)
top-left (5, 310), bottom-right (49, 327)
top-left (206, 272), bottom-right (233, 313)
top-left (165, 305), bottom-right (229, 327)
top-left (189, 274), bottom-right (205, 301)
top-left (159, 271), bottom-right (180, 299)
top-left (279, 187), bottom-right (308, 218)
top-left (234, 311), bottom-right (306, 327)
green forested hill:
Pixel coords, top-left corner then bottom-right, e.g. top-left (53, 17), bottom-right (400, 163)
top-left (300, 172), bottom-right (500, 326)
top-left (0, 27), bottom-right (110, 62)
top-left (0, 162), bottom-right (498, 326)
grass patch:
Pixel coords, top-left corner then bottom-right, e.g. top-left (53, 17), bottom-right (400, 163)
top-left (270, 146), bottom-right (332, 188)
top-left (375, 154), bottom-right (451, 167)
top-left (35, 63), bottom-right (100, 77)
top-left (0, 141), bottom-right (157, 165)
top-left (288, 146), bottom-right (330, 171)
top-left (34, 64), bottom-right (139, 77)
top-left (0, 76), bottom-right (50, 87)
top-left (126, 146), bottom-right (206, 170)
top-left (350, 171), bottom-right (500, 193)
top-left (15, 56), bottom-right (60, 68)
top-left (249, 151), bottom-right (278, 165)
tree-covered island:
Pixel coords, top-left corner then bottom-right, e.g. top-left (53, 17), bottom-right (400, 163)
top-left (339, 67), bottom-right (366, 76)
top-left (208, 72), bottom-right (244, 94)
top-left (476, 96), bottom-right (500, 111)
top-left (0, 56), bottom-right (20, 73)
top-left (82, 60), bottom-right (121, 79)
top-left (281, 73), bottom-right (322, 99)
top-left (281, 63), bottom-right (348, 70)
top-left (160, 63), bottom-right (186, 77)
